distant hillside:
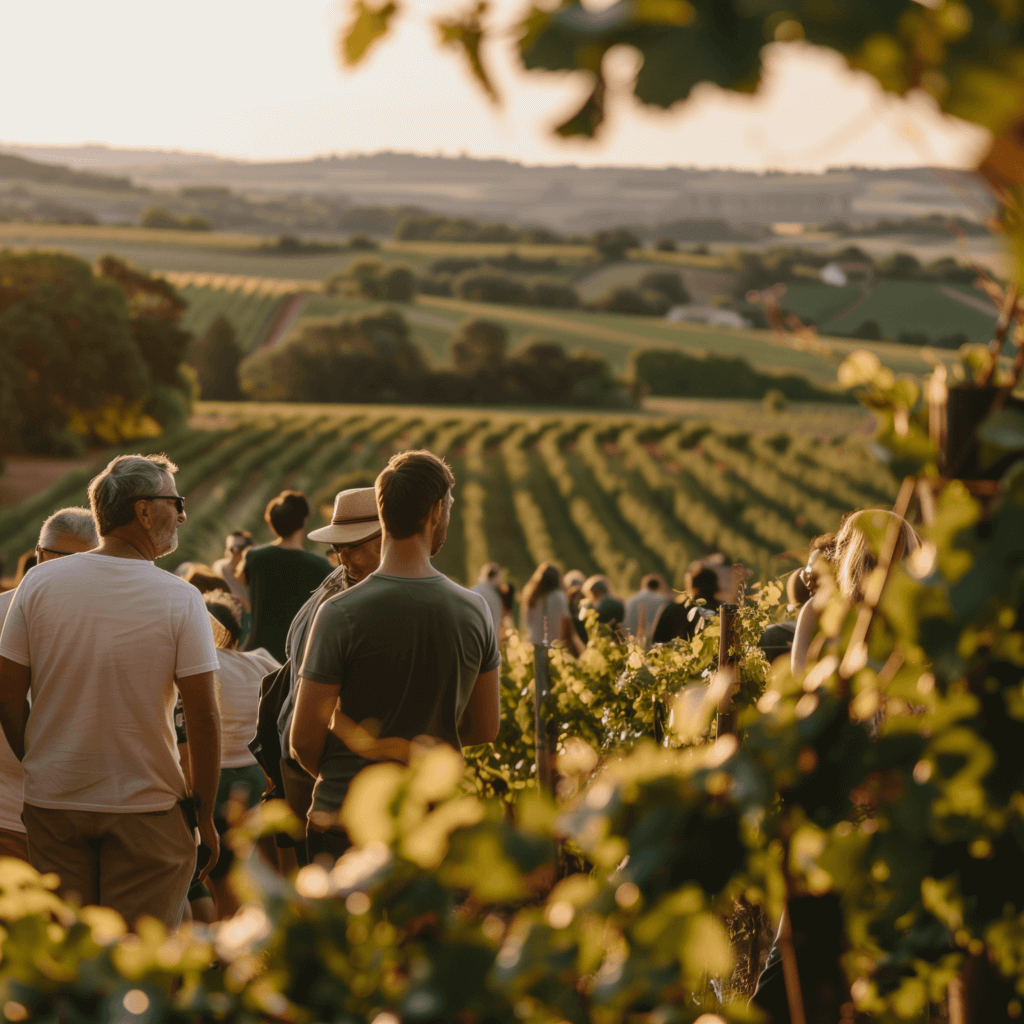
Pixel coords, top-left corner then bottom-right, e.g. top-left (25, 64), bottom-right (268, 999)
top-left (0, 152), bottom-right (132, 191)
top-left (0, 144), bottom-right (996, 235)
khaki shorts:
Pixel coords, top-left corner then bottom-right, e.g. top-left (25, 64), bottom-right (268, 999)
top-left (24, 803), bottom-right (196, 931)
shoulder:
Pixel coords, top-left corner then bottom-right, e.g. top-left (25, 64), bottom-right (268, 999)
top-left (245, 544), bottom-right (272, 565)
top-left (440, 577), bottom-right (493, 619)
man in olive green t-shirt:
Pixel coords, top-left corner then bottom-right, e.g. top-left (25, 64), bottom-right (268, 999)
top-left (290, 451), bottom-right (500, 863)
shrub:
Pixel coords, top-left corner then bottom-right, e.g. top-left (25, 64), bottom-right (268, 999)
top-left (323, 260), bottom-right (415, 300)
top-left (139, 207), bottom-right (211, 231)
top-left (239, 308), bottom-right (426, 403)
top-left (594, 286), bottom-right (650, 315)
top-left (656, 237), bottom-right (677, 251)
top-left (639, 270), bottom-right (690, 305)
top-left (529, 280), bottom-right (579, 308)
top-left (878, 251), bottom-right (922, 279)
top-left (851, 318), bottom-right (884, 340)
top-left (449, 319), bottom-right (508, 373)
top-left (592, 227), bottom-right (641, 262)
top-left (897, 330), bottom-right (932, 347)
top-left (188, 315), bottom-right (243, 400)
top-left (346, 233), bottom-right (378, 250)
top-left (632, 348), bottom-right (839, 401)
top-left (430, 256), bottom-right (482, 275)
top-left (453, 270), bottom-right (529, 305)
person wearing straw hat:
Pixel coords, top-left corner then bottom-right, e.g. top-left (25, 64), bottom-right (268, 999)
top-left (274, 487), bottom-right (383, 865)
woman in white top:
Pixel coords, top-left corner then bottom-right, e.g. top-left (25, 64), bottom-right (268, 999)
top-left (521, 562), bottom-right (584, 656)
top-left (180, 592), bottom-right (280, 919)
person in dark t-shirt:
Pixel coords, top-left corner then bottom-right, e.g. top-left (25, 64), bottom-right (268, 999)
top-left (290, 450), bottom-right (500, 863)
top-left (238, 491), bottom-right (332, 662)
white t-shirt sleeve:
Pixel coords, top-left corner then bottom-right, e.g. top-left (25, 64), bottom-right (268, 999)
top-left (0, 585), bottom-right (30, 667)
top-left (174, 590), bottom-right (221, 678)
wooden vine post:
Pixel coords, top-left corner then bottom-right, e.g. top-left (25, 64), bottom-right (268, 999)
top-left (533, 635), bottom-right (556, 797)
top-left (715, 603), bottom-right (739, 738)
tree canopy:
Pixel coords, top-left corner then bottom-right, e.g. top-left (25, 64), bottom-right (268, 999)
top-left (0, 252), bottom-right (192, 453)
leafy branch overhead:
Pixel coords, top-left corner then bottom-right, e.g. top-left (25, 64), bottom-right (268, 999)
top-left (341, 0), bottom-right (1024, 138)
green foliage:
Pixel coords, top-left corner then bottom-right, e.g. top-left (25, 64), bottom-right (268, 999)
top-left (239, 308), bottom-right (427, 403)
top-left (395, 214), bottom-right (563, 244)
top-left (449, 318), bottom-right (507, 373)
top-left (592, 228), bottom-right (640, 263)
top-left (632, 348), bottom-right (841, 402)
top-left (0, 251), bottom-right (192, 453)
top-left (344, 0), bottom-right (1024, 141)
top-left (325, 259), bottom-right (416, 301)
top-left (187, 315), bottom-right (244, 401)
top-left (139, 207), bottom-right (212, 231)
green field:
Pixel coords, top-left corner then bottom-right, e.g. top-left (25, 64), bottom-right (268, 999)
top-left (0, 402), bottom-right (897, 594)
top-left (173, 277), bottom-right (954, 387)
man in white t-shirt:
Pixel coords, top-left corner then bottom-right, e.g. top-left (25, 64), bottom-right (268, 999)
top-left (0, 507), bottom-right (99, 862)
top-left (0, 454), bottom-right (222, 930)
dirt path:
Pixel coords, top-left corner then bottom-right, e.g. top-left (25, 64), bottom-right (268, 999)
top-left (0, 454), bottom-right (95, 511)
top-left (260, 292), bottom-right (310, 348)
top-left (939, 285), bottom-right (999, 317)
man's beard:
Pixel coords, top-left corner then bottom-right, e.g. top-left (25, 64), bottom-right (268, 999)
top-left (430, 521), bottom-right (448, 557)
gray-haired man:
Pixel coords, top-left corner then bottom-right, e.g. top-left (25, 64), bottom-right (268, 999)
top-left (0, 508), bottom-right (98, 862)
top-left (0, 454), bottom-right (221, 929)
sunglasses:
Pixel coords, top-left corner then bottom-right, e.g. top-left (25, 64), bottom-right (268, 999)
top-left (36, 546), bottom-right (76, 558)
top-left (141, 495), bottom-right (186, 515)
top-left (331, 531), bottom-right (381, 555)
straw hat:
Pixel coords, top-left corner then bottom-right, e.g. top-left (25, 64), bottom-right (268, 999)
top-left (307, 487), bottom-right (381, 545)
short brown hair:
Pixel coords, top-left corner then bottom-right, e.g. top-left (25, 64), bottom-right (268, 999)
top-left (376, 450), bottom-right (455, 540)
top-left (265, 490), bottom-right (310, 538)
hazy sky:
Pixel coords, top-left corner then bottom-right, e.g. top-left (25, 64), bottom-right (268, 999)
top-left (2, 0), bottom-right (990, 170)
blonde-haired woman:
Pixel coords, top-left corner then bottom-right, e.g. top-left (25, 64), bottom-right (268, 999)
top-left (791, 509), bottom-right (922, 674)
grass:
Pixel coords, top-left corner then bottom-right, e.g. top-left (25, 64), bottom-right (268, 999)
top-left (822, 280), bottom-right (997, 343)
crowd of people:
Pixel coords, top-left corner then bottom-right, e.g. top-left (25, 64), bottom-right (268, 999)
top-left (0, 443), bottom-right (921, 938)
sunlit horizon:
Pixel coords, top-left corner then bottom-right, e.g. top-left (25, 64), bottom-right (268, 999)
top-left (0, 0), bottom-right (990, 174)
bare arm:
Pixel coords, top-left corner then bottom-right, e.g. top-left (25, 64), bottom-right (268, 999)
top-left (791, 600), bottom-right (819, 677)
top-left (0, 657), bottom-right (31, 761)
top-left (459, 666), bottom-right (500, 747)
top-left (290, 676), bottom-right (341, 778)
top-left (177, 669), bottom-right (221, 883)
top-left (558, 614), bottom-right (585, 658)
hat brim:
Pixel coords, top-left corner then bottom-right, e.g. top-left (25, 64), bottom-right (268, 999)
top-left (308, 522), bottom-right (381, 545)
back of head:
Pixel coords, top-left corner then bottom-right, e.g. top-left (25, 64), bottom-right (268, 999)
top-left (227, 529), bottom-right (253, 552)
top-left (88, 453), bottom-right (179, 536)
top-left (265, 490), bottom-right (310, 539)
top-left (183, 564), bottom-right (232, 596)
top-left (478, 561), bottom-right (501, 585)
top-left (203, 591), bottom-right (242, 650)
top-left (523, 562), bottom-right (561, 608)
top-left (14, 550), bottom-right (36, 583)
top-left (687, 567), bottom-right (719, 604)
top-left (640, 573), bottom-right (666, 593)
top-left (834, 509), bottom-right (921, 601)
top-left (375, 449), bottom-right (455, 540)
top-left (583, 574), bottom-right (610, 602)
top-left (563, 569), bottom-right (585, 591)
top-left (39, 506), bottom-right (99, 552)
